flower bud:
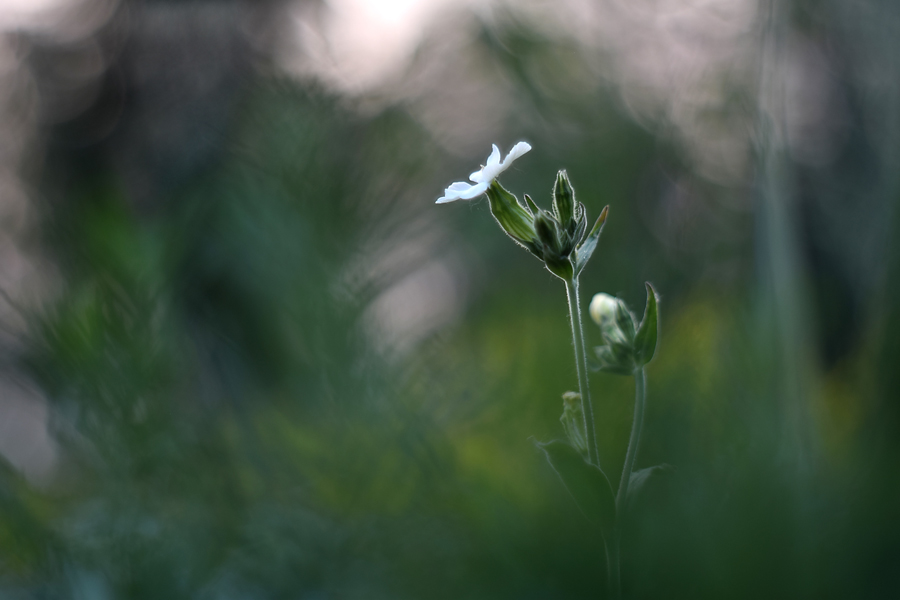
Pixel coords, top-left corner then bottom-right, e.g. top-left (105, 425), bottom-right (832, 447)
top-left (589, 292), bottom-right (650, 375)
top-left (535, 210), bottom-right (575, 279)
top-left (485, 181), bottom-right (540, 254)
top-left (560, 391), bottom-right (588, 456)
top-left (553, 170), bottom-right (576, 229)
top-left (589, 293), bottom-right (635, 346)
top-left (534, 211), bottom-right (562, 256)
top-left (589, 293), bottom-right (618, 328)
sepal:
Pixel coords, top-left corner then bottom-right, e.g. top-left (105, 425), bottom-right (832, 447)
top-left (485, 181), bottom-right (539, 249)
top-left (574, 206), bottom-right (609, 275)
top-left (593, 345), bottom-right (634, 375)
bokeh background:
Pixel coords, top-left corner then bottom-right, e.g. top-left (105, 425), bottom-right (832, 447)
top-left (0, 0), bottom-right (898, 598)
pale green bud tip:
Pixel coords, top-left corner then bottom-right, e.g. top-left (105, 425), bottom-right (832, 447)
top-left (562, 391), bottom-right (581, 406)
top-left (553, 170), bottom-right (576, 225)
top-left (589, 293), bottom-right (619, 327)
top-left (560, 391), bottom-right (588, 455)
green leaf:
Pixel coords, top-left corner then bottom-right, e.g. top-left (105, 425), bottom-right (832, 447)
top-left (634, 282), bottom-right (659, 366)
top-left (537, 440), bottom-right (616, 538)
top-left (627, 464), bottom-right (674, 510)
top-left (574, 205), bottom-right (608, 275)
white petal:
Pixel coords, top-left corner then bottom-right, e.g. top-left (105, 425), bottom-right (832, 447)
top-left (447, 181), bottom-right (474, 192)
top-left (436, 180), bottom-right (488, 203)
top-left (469, 144), bottom-right (503, 183)
top-left (442, 141), bottom-right (530, 202)
top-left (457, 181), bottom-right (489, 199)
top-left (476, 163), bottom-right (502, 183)
top-left (436, 181), bottom-right (472, 203)
top-left (435, 195), bottom-right (459, 205)
top-left (499, 141), bottom-right (532, 171)
top-left (468, 167), bottom-right (487, 183)
top-left (486, 144), bottom-right (501, 166)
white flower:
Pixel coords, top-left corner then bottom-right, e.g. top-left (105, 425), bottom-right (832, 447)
top-left (435, 141), bottom-right (532, 204)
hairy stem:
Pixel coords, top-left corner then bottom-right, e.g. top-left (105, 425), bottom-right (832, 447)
top-left (564, 278), bottom-right (599, 466)
top-left (605, 536), bottom-right (621, 600)
top-left (616, 368), bottom-right (646, 512)
top-left (604, 368), bottom-right (647, 599)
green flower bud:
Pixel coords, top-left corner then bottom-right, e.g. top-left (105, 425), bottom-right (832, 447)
top-left (589, 286), bottom-right (660, 374)
top-left (553, 170), bottom-right (576, 230)
top-left (485, 181), bottom-right (541, 257)
top-left (589, 293), bottom-right (635, 346)
top-left (590, 293), bottom-right (636, 373)
top-left (560, 391), bottom-right (588, 457)
top-left (462, 170), bottom-right (602, 283)
top-left (535, 210), bottom-right (575, 280)
top-left (534, 211), bottom-right (562, 256)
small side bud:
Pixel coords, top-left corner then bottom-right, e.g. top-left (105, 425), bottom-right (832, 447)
top-left (560, 391), bottom-right (588, 457)
top-left (589, 293), bottom-right (617, 326)
top-left (589, 292), bottom-right (640, 374)
top-left (589, 293), bottom-right (635, 346)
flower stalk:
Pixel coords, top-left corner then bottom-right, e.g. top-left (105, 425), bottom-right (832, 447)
top-left (617, 368), bottom-right (646, 514)
top-left (606, 367), bottom-right (647, 598)
top-left (565, 277), bottom-right (599, 466)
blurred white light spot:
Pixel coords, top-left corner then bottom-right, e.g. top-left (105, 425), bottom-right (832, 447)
top-left (0, 0), bottom-right (72, 27)
top-left (0, 380), bottom-right (58, 485)
top-left (367, 259), bottom-right (467, 356)
top-left (287, 0), bottom-right (468, 92)
top-left (0, 0), bottom-right (118, 42)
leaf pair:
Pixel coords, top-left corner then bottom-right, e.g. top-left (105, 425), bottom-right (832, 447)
top-left (539, 440), bottom-right (673, 534)
top-left (537, 441), bottom-right (616, 540)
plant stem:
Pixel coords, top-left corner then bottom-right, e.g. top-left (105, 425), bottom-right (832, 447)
top-left (605, 536), bottom-right (621, 600)
top-left (616, 367), bottom-right (646, 512)
top-left (608, 367), bottom-right (647, 599)
top-left (564, 277), bottom-right (599, 466)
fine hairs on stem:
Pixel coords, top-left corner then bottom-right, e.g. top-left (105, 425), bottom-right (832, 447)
top-left (609, 367), bottom-right (647, 598)
top-left (565, 277), bottom-right (599, 466)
